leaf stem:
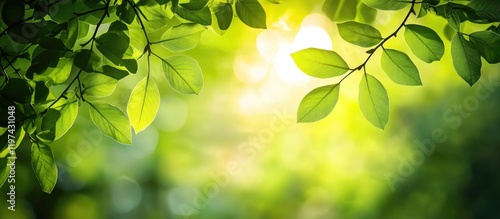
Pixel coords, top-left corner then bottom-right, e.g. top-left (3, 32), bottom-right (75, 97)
top-left (334, 0), bottom-right (416, 86)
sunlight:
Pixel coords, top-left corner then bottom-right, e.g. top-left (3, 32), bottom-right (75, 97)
top-left (274, 25), bottom-right (333, 86)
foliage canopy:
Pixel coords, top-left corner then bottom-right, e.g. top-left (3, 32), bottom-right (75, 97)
top-left (0, 0), bottom-right (499, 193)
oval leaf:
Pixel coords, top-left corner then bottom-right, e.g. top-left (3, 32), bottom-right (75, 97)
top-left (359, 74), bottom-right (389, 129)
top-left (53, 92), bottom-right (79, 140)
top-left (88, 102), bottom-right (132, 145)
top-left (337, 21), bottom-right (382, 47)
top-left (160, 23), bottom-right (206, 52)
top-left (31, 142), bottom-right (58, 193)
top-left (215, 3), bottom-right (233, 31)
top-left (404, 24), bottom-right (444, 63)
top-left (235, 0), bottom-right (267, 29)
top-left (381, 49), bottom-right (422, 86)
top-left (82, 74), bottom-right (118, 97)
top-left (297, 84), bottom-right (340, 123)
top-left (161, 55), bottom-right (204, 94)
top-left (291, 48), bottom-right (350, 78)
top-left (469, 30), bottom-right (500, 64)
top-left (451, 34), bottom-right (482, 86)
top-left (2, 0), bottom-right (24, 25)
top-left (175, 6), bottom-right (212, 26)
top-left (96, 31), bottom-right (130, 65)
top-left (362, 0), bottom-right (407, 10)
top-left (127, 77), bottom-right (160, 134)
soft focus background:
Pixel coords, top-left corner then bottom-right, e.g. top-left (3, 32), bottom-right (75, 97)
top-left (2, 1), bottom-right (500, 218)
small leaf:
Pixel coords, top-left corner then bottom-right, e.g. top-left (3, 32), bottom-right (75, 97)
top-left (180, 0), bottom-right (209, 10)
top-left (101, 65), bottom-right (130, 80)
top-left (297, 84), bottom-right (340, 123)
top-left (74, 49), bottom-right (100, 72)
top-left (96, 31), bottom-right (130, 65)
top-left (34, 82), bottom-right (49, 104)
top-left (469, 30), bottom-right (500, 64)
top-left (215, 3), bottom-right (233, 31)
top-left (38, 37), bottom-right (68, 51)
top-left (357, 2), bottom-right (378, 24)
top-left (404, 24), bottom-right (444, 63)
top-left (0, 78), bottom-right (32, 104)
top-left (468, 0), bottom-right (500, 22)
top-left (235, 0), bottom-right (267, 29)
top-left (161, 55), bottom-right (204, 94)
top-left (362, 0), bottom-right (407, 10)
top-left (451, 34), bottom-right (482, 86)
top-left (291, 48), bottom-right (349, 78)
top-left (31, 142), bottom-right (58, 193)
top-left (2, 0), bottom-right (24, 25)
top-left (160, 23), bottom-right (206, 52)
top-left (337, 21), bottom-right (382, 47)
top-left (89, 102), bottom-right (132, 145)
top-left (175, 6), bottom-right (212, 26)
top-left (127, 77), bottom-right (160, 133)
top-left (381, 49), bottom-right (422, 86)
top-left (53, 92), bottom-right (78, 140)
top-left (82, 74), bottom-right (118, 97)
top-left (322, 0), bottom-right (357, 22)
top-left (359, 74), bottom-right (389, 129)
top-left (447, 9), bottom-right (462, 32)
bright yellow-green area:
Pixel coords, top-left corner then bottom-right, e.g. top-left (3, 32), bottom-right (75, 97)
top-left (2, 1), bottom-right (500, 219)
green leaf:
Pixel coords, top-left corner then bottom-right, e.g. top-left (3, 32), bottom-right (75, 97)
top-left (161, 55), bottom-right (204, 94)
top-left (160, 23), bottom-right (206, 52)
top-left (215, 3), bottom-right (233, 31)
top-left (359, 74), bottom-right (389, 129)
top-left (41, 109), bottom-right (60, 131)
top-left (127, 77), bottom-right (160, 133)
top-left (381, 49), bottom-right (422, 86)
top-left (101, 65), bottom-right (130, 80)
top-left (74, 49), bottom-right (100, 72)
top-left (469, 30), bottom-right (500, 64)
top-left (53, 92), bottom-right (79, 140)
top-left (82, 74), bottom-right (118, 97)
top-left (357, 2), bottom-right (378, 24)
top-left (34, 82), bottom-right (49, 104)
top-left (291, 48), bottom-right (349, 78)
top-left (322, 0), bottom-right (357, 22)
top-left (297, 84), bottom-right (340, 123)
top-left (38, 37), bottom-right (68, 51)
top-left (404, 24), bottom-right (444, 63)
top-left (447, 9), bottom-right (462, 32)
top-left (88, 102), bottom-right (132, 145)
top-left (121, 59), bottom-right (138, 74)
top-left (337, 21), bottom-right (382, 47)
top-left (175, 6), bottom-right (212, 26)
top-left (235, 0), bottom-right (267, 29)
top-left (2, 0), bottom-right (24, 25)
top-left (48, 0), bottom-right (74, 23)
top-left (451, 34), bottom-right (482, 86)
top-left (362, 0), bottom-right (407, 10)
top-left (180, 0), bottom-right (209, 10)
top-left (27, 49), bottom-right (63, 79)
top-left (96, 31), bottom-right (130, 65)
top-left (31, 142), bottom-right (58, 193)
top-left (0, 78), bottom-right (32, 104)
top-left (468, 0), bottom-right (500, 22)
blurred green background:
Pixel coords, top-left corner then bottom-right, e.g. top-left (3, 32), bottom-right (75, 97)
top-left (1, 0), bottom-right (500, 218)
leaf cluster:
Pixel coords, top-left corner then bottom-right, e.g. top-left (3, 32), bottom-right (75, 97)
top-left (0, 0), bottom-right (271, 193)
top-left (292, 0), bottom-right (500, 128)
